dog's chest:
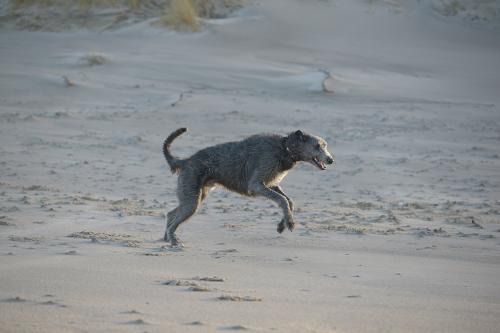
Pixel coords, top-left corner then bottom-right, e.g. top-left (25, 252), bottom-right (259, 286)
top-left (266, 170), bottom-right (288, 186)
top-left (263, 157), bottom-right (295, 186)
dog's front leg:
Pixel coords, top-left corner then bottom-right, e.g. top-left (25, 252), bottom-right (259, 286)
top-left (270, 185), bottom-right (294, 212)
top-left (248, 182), bottom-right (295, 233)
top-left (270, 185), bottom-right (295, 233)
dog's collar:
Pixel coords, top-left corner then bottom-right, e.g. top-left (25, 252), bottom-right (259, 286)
top-left (282, 137), bottom-right (299, 162)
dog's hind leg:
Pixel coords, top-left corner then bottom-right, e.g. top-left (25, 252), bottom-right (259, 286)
top-left (249, 182), bottom-right (295, 233)
top-left (164, 172), bottom-right (203, 247)
top-left (165, 198), bottom-right (200, 246)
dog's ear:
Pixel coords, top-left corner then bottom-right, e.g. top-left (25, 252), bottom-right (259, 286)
top-left (294, 130), bottom-right (305, 142)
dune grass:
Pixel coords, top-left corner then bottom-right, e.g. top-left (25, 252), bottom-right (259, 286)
top-left (156, 0), bottom-right (200, 31)
top-left (440, 0), bottom-right (466, 16)
top-left (10, 0), bottom-right (243, 31)
top-left (12, 0), bottom-right (228, 13)
top-left (156, 0), bottom-right (244, 31)
top-left (14, 0), bottom-right (140, 10)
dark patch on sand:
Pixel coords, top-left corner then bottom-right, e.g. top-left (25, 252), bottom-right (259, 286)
top-left (217, 295), bottom-right (262, 302)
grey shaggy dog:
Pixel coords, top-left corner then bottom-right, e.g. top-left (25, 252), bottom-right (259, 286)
top-left (162, 128), bottom-right (335, 247)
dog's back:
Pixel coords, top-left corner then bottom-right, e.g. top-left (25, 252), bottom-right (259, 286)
top-left (187, 134), bottom-right (288, 194)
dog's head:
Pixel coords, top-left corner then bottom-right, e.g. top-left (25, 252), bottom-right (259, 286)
top-left (287, 130), bottom-right (335, 170)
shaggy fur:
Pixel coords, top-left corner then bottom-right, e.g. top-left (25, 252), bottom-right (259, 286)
top-left (162, 128), bottom-right (334, 246)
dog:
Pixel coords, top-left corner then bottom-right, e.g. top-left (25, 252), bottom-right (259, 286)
top-left (162, 128), bottom-right (334, 246)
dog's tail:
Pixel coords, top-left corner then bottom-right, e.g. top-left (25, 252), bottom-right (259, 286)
top-left (163, 127), bottom-right (187, 174)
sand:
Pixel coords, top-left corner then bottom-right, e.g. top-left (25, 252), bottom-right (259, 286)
top-left (1, 0), bottom-right (500, 332)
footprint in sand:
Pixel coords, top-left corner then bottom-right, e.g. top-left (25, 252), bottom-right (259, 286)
top-left (68, 230), bottom-right (141, 248)
top-left (125, 319), bottom-right (147, 325)
top-left (220, 324), bottom-right (249, 330)
top-left (3, 296), bottom-right (27, 303)
top-left (121, 309), bottom-right (141, 315)
top-left (212, 248), bottom-right (238, 259)
top-left (162, 279), bottom-right (199, 287)
top-left (188, 285), bottom-right (213, 292)
top-left (8, 235), bottom-right (43, 243)
top-left (217, 295), bottom-right (262, 302)
top-left (141, 252), bottom-right (171, 256)
top-left (38, 300), bottom-right (67, 308)
top-left (162, 279), bottom-right (215, 292)
top-left (0, 216), bottom-right (14, 226)
top-left (163, 276), bottom-right (225, 288)
top-left (193, 276), bottom-right (225, 282)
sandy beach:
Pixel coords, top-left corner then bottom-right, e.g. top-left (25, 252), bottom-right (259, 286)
top-left (1, 0), bottom-right (500, 332)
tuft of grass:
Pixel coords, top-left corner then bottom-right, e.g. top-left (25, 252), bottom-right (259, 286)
top-left (157, 0), bottom-right (200, 32)
top-left (79, 0), bottom-right (90, 11)
top-left (128, 0), bottom-right (139, 10)
top-left (80, 54), bottom-right (109, 66)
top-left (193, 0), bottom-right (214, 18)
top-left (441, 0), bottom-right (466, 16)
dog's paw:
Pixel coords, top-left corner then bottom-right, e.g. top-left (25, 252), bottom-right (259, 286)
top-left (169, 238), bottom-right (184, 248)
top-left (165, 233), bottom-right (184, 247)
top-left (277, 220), bottom-right (286, 234)
top-left (287, 220), bottom-right (295, 232)
top-left (170, 241), bottom-right (184, 249)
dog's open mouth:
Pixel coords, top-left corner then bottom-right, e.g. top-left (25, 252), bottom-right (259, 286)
top-left (312, 157), bottom-right (327, 170)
